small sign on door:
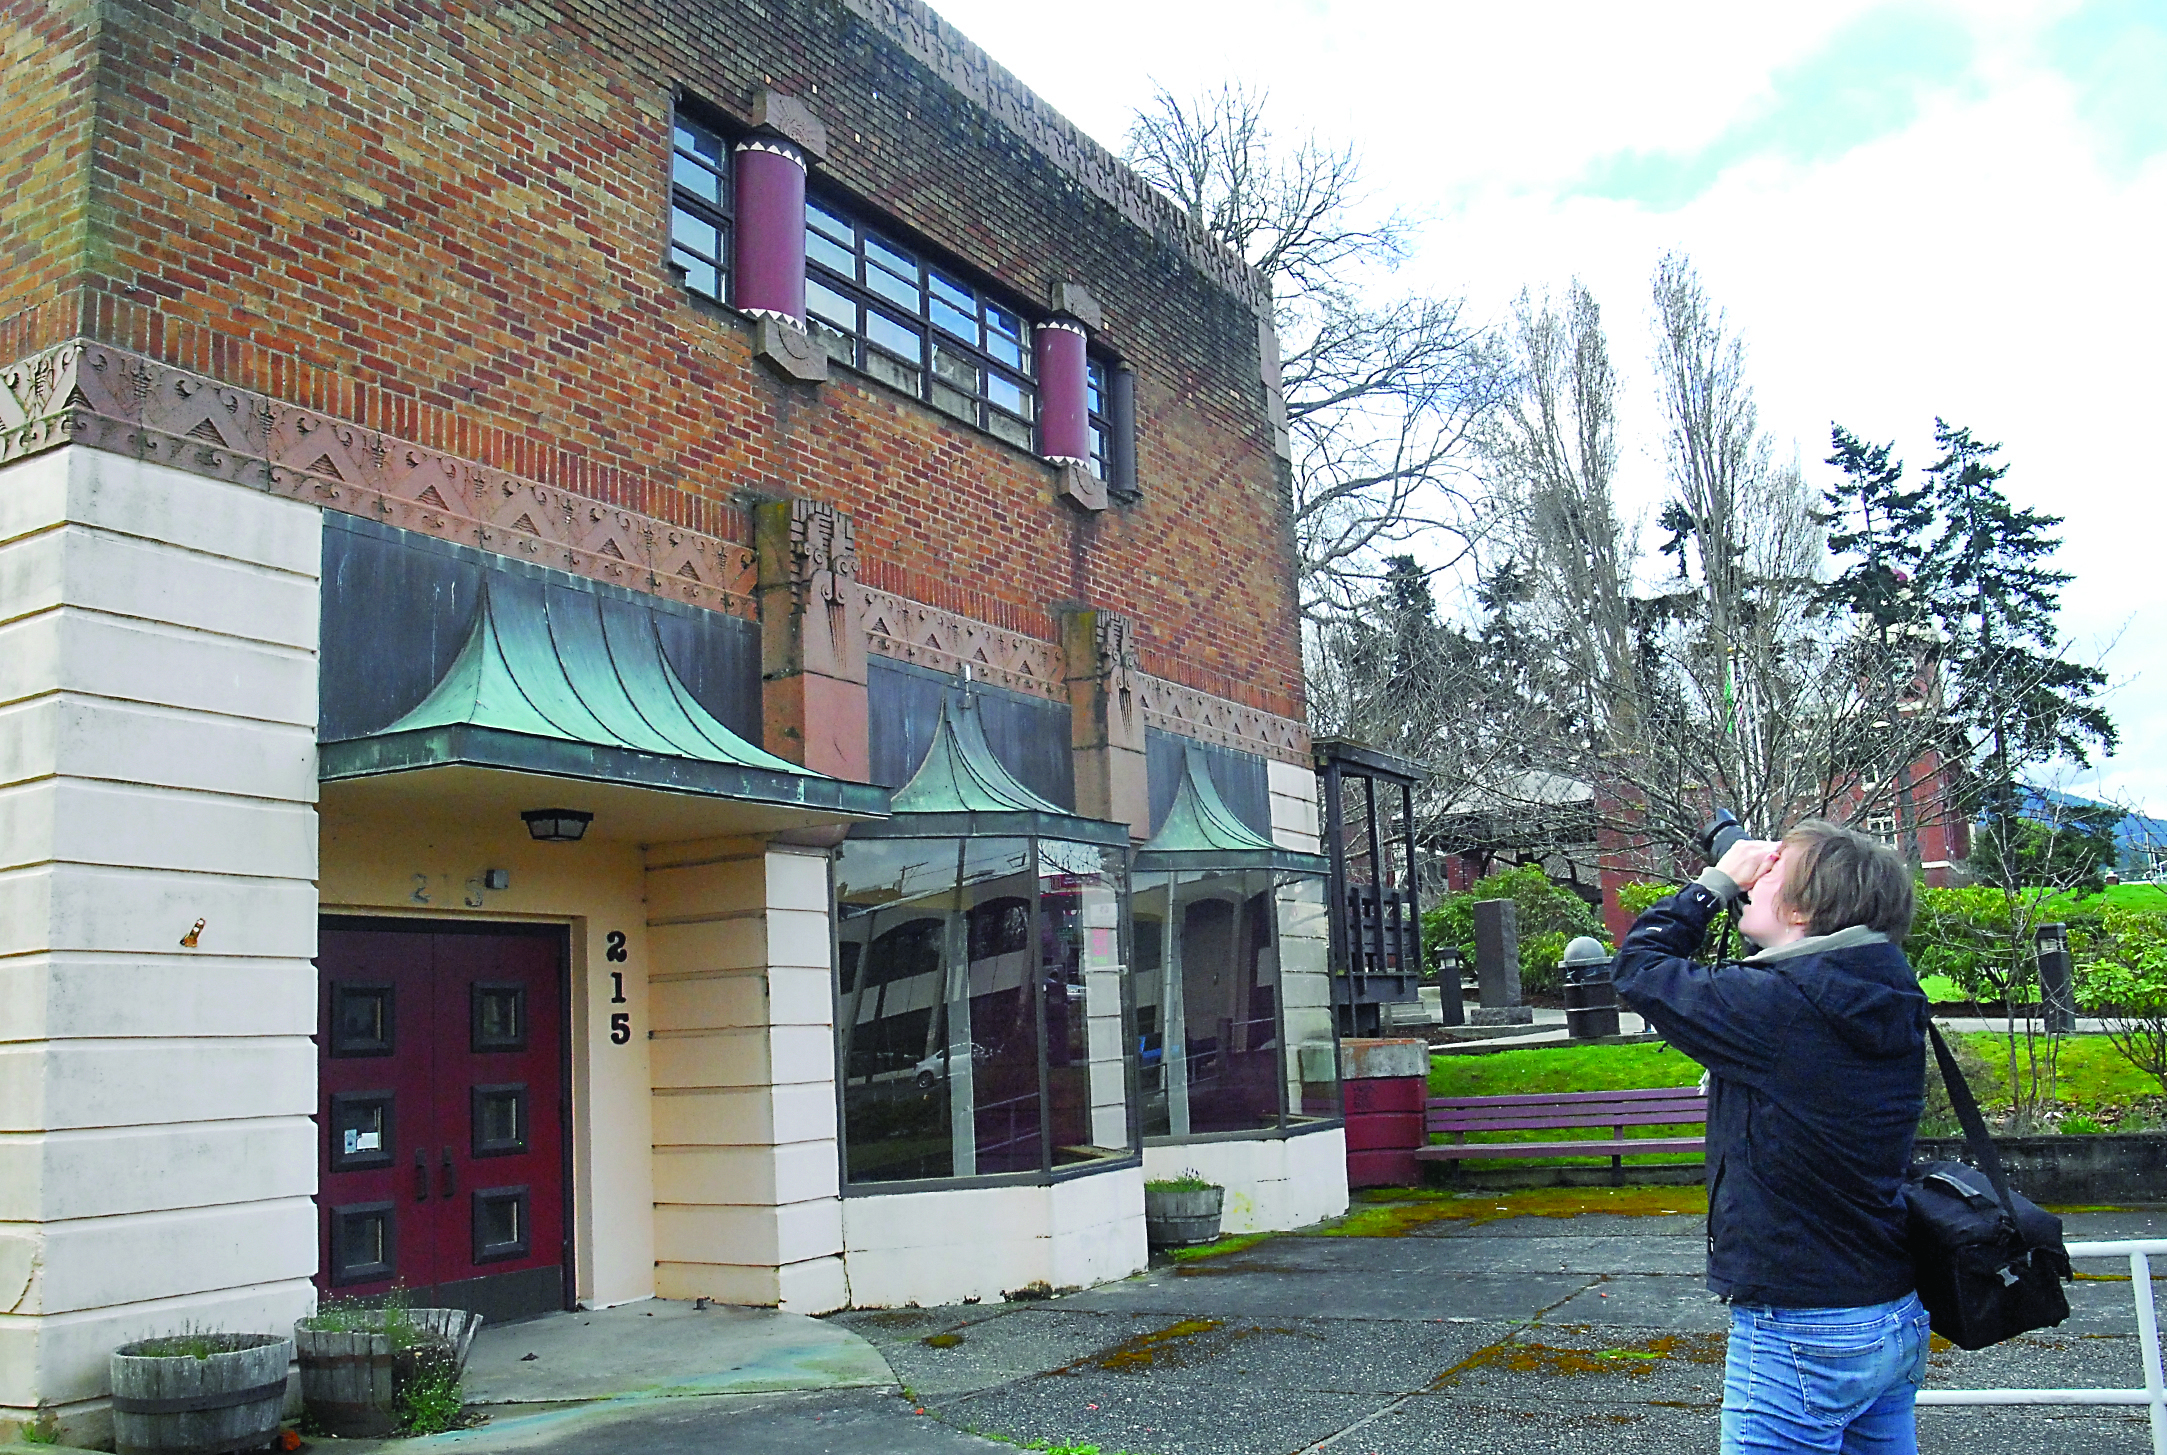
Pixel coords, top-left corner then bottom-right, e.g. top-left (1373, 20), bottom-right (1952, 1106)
top-left (343, 1128), bottom-right (382, 1155)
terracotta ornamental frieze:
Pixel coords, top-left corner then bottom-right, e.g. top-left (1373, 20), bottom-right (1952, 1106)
top-left (1, 338), bottom-right (1309, 766)
top-left (0, 340), bottom-right (758, 616)
top-left (860, 585), bottom-right (1309, 765)
top-left (860, 584), bottom-right (1065, 702)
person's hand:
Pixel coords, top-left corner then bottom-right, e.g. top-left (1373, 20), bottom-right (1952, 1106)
top-left (1715, 837), bottom-right (1781, 891)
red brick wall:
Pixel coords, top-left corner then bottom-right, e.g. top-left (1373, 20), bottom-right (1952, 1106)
top-left (20, 0), bottom-right (1303, 715)
top-left (0, 0), bottom-right (97, 357)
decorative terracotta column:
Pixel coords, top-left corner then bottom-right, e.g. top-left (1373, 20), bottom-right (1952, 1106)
top-left (733, 135), bottom-right (806, 325)
top-left (1035, 320), bottom-right (1089, 464)
top-left (1060, 606), bottom-right (1149, 839)
top-left (1037, 281), bottom-right (1106, 511)
top-left (755, 498), bottom-right (868, 781)
top-left (737, 90), bottom-right (828, 384)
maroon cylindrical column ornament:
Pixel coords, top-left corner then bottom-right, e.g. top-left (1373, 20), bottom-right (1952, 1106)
top-left (733, 135), bottom-right (807, 323)
top-left (1035, 318), bottom-right (1090, 464)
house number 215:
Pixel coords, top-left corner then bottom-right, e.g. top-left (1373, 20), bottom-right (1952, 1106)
top-left (606, 931), bottom-right (631, 1044)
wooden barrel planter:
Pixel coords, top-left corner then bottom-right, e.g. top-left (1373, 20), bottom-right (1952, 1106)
top-left (294, 1308), bottom-right (482, 1438)
top-left (109, 1333), bottom-right (291, 1455)
top-left (1144, 1184), bottom-right (1225, 1247)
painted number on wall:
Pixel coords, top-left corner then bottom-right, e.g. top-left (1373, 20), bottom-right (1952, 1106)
top-left (606, 930), bottom-right (631, 1044)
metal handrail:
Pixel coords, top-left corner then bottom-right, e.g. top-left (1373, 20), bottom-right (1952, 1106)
top-left (1916, 1238), bottom-right (2167, 1455)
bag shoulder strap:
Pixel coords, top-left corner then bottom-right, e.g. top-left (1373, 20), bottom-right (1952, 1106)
top-left (1927, 1020), bottom-right (2020, 1224)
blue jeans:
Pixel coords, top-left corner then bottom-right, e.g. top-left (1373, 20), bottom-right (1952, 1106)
top-left (1722, 1292), bottom-right (1931, 1453)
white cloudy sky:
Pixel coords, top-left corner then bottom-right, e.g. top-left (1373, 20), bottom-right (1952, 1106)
top-left (928, 0), bottom-right (2167, 809)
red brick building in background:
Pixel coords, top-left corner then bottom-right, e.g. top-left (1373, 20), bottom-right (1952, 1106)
top-left (0, 1), bottom-right (1349, 1439)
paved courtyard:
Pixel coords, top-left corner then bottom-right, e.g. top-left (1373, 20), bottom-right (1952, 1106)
top-left (818, 1196), bottom-right (2167, 1454)
top-left (287, 1193), bottom-right (2167, 1454)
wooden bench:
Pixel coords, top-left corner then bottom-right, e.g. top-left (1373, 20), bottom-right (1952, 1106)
top-left (1419, 1087), bottom-right (1708, 1184)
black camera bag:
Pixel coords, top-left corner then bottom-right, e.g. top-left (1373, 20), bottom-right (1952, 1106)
top-left (1902, 1022), bottom-right (2072, 1350)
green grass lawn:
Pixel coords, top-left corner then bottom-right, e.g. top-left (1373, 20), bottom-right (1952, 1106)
top-left (1430, 1042), bottom-right (1704, 1098)
top-left (1433, 1033), bottom-right (2167, 1124)
top-left (1954, 1030), bottom-right (2163, 1110)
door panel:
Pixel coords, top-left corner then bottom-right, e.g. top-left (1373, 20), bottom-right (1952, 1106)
top-left (430, 930), bottom-right (566, 1314)
top-left (317, 921), bottom-right (569, 1322)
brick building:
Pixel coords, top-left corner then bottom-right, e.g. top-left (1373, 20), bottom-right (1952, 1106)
top-left (0, 0), bottom-right (1347, 1438)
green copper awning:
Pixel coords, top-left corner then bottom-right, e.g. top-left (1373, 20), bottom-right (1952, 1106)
top-left (319, 575), bottom-right (890, 821)
top-left (851, 693), bottom-right (1128, 846)
top-left (1135, 743), bottom-right (1327, 874)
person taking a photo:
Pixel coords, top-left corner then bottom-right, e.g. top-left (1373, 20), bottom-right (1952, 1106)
top-left (1613, 819), bottom-right (1930, 1454)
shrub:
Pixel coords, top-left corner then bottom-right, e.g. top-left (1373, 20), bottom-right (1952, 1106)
top-left (1423, 866), bottom-right (1606, 997)
top-left (2079, 905), bottom-right (2167, 1096)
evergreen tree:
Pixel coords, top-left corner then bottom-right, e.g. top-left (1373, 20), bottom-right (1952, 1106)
top-left (1818, 425), bottom-right (1934, 633)
top-left (1918, 419), bottom-right (2116, 825)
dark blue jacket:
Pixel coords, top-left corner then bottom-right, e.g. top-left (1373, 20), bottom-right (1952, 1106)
top-left (1613, 874), bottom-right (1929, 1308)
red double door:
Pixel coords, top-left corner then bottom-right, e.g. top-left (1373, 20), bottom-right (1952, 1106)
top-left (316, 920), bottom-right (569, 1323)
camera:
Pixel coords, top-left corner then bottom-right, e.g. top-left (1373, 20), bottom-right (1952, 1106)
top-left (1698, 808), bottom-right (1749, 863)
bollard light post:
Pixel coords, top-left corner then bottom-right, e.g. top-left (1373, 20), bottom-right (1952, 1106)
top-left (2036, 922), bottom-right (2077, 1035)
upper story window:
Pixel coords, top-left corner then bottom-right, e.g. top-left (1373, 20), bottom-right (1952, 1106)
top-left (1085, 359), bottom-right (1112, 481)
top-left (670, 116), bottom-right (731, 302)
top-left (804, 196), bottom-right (1038, 452)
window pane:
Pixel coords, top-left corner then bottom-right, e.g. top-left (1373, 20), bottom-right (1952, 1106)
top-left (1278, 875), bottom-right (1339, 1119)
top-left (986, 373), bottom-right (1030, 418)
top-left (985, 305), bottom-right (1025, 369)
top-left (834, 838), bottom-right (1042, 1183)
top-left (672, 153), bottom-right (721, 205)
top-left (672, 250), bottom-right (720, 301)
top-left (929, 297), bottom-right (976, 342)
top-left (806, 277), bottom-right (856, 333)
top-left (865, 262), bottom-right (921, 311)
top-left (674, 120), bottom-right (724, 166)
top-left (928, 269), bottom-right (975, 312)
top-left (1087, 360), bottom-right (1106, 414)
top-left (811, 318), bottom-right (855, 366)
top-left (1136, 870), bottom-right (1283, 1138)
top-left (806, 229), bottom-right (854, 277)
top-left (931, 341), bottom-right (979, 391)
top-left (671, 208), bottom-right (719, 258)
top-left (864, 232), bottom-right (915, 277)
top-left (1041, 842), bottom-right (1131, 1160)
top-left (807, 198), bottom-right (852, 244)
top-left (987, 411), bottom-right (1033, 451)
top-left (930, 380), bottom-right (975, 421)
top-left (866, 310), bottom-right (922, 362)
top-left (983, 332), bottom-right (1022, 369)
top-left (865, 350), bottom-right (919, 394)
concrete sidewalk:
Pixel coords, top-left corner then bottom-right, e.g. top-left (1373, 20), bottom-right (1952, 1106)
top-left (301, 1297), bottom-right (896, 1453)
top-left (278, 1197), bottom-right (2167, 1454)
top-left (831, 1199), bottom-right (2167, 1455)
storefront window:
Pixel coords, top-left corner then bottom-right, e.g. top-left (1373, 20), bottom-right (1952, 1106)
top-left (1277, 873), bottom-right (1341, 1118)
top-left (1134, 745), bottom-right (1336, 1142)
top-left (1136, 867), bottom-right (1341, 1137)
top-left (836, 834), bottom-right (1133, 1185)
top-left (1039, 839), bottom-right (1130, 1160)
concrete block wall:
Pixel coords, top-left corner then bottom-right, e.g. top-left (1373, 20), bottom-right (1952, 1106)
top-left (1142, 1129), bottom-right (1347, 1234)
top-left (840, 1166), bottom-right (1146, 1308)
top-left (1266, 760), bottom-right (1323, 855)
top-left (645, 841), bottom-right (847, 1314)
top-left (0, 447), bottom-right (321, 1443)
